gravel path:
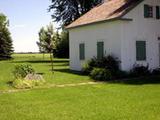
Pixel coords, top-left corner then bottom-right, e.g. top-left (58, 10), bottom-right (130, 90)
top-left (0, 82), bottom-right (99, 94)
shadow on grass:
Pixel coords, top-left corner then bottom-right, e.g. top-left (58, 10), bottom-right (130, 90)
top-left (6, 81), bottom-right (13, 87)
top-left (0, 57), bottom-right (13, 61)
top-left (48, 63), bottom-right (69, 67)
top-left (36, 73), bottom-right (45, 75)
top-left (107, 76), bottom-right (160, 85)
top-left (54, 67), bottom-right (160, 84)
top-left (11, 59), bottom-right (69, 64)
top-left (50, 66), bottom-right (160, 85)
top-left (53, 68), bottom-right (86, 76)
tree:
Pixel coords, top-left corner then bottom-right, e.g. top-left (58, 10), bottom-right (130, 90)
top-left (49, 0), bottom-right (103, 26)
top-left (37, 23), bottom-right (56, 72)
top-left (37, 27), bottom-right (47, 59)
top-left (54, 30), bottom-right (69, 58)
top-left (0, 13), bottom-right (13, 59)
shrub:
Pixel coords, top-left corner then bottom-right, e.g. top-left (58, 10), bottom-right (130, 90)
top-left (152, 68), bottom-right (160, 75)
top-left (82, 55), bottom-right (120, 75)
top-left (82, 62), bottom-right (92, 75)
top-left (101, 55), bottom-right (120, 75)
top-left (115, 70), bottom-right (129, 79)
top-left (13, 64), bottom-right (35, 79)
top-left (82, 57), bottom-right (97, 74)
top-left (129, 64), bottom-right (150, 77)
top-left (12, 79), bottom-right (45, 89)
top-left (90, 68), bottom-right (112, 81)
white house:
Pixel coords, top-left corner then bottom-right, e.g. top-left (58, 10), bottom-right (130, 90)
top-left (66, 0), bottom-right (160, 71)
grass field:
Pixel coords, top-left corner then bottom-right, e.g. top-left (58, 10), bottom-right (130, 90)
top-left (0, 54), bottom-right (90, 90)
top-left (0, 54), bottom-right (160, 120)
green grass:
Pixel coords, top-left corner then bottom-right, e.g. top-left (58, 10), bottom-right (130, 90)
top-left (0, 54), bottom-right (160, 120)
top-left (0, 84), bottom-right (160, 120)
top-left (0, 54), bottom-right (90, 90)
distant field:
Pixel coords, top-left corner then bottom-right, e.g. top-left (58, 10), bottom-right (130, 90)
top-left (0, 54), bottom-right (160, 120)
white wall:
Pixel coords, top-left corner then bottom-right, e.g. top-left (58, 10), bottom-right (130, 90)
top-left (122, 0), bottom-right (160, 70)
top-left (69, 0), bottom-right (160, 71)
top-left (69, 21), bottom-right (123, 71)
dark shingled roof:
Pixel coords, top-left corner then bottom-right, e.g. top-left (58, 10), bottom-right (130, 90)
top-left (66, 0), bottom-right (143, 29)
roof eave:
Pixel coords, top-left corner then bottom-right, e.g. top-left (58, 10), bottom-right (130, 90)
top-left (66, 18), bottom-right (133, 30)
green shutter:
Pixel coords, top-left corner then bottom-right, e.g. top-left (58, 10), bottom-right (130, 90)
top-left (144, 4), bottom-right (149, 18)
top-left (156, 6), bottom-right (160, 19)
top-left (79, 43), bottom-right (85, 60)
top-left (97, 42), bottom-right (104, 59)
top-left (136, 41), bottom-right (146, 61)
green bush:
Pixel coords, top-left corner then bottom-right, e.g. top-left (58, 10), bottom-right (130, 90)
top-left (101, 55), bottom-right (120, 75)
top-left (90, 68), bottom-right (112, 81)
top-left (152, 68), bottom-right (160, 75)
top-left (12, 79), bottom-right (45, 89)
top-left (115, 70), bottom-right (129, 79)
top-left (82, 62), bottom-right (92, 75)
top-left (13, 64), bottom-right (35, 79)
top-left (82, 57), bottom-right (97, 74)
top-left (83, 55), bottom-right (120, 76)
top-left (129, 64), bottom-right (150, 77)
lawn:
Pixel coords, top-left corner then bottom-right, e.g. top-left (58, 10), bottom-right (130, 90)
top-left (0, 53), bottom-right (90, 90)
top-left (0, 54), bottom-right (160, 120)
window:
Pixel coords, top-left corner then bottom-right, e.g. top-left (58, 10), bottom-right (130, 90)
top-left (144, 4), bottom-right (153, 18)
top-left (97, 42), bottom-right (104, 59)
top-left (156, 6), bottom-right (160, 19)
top-left (148, 6), bottom-right (153, 17)
top-left (79, 43), bottom-right (85, 60)
top-left (136, 41), bottom-right (146, 61)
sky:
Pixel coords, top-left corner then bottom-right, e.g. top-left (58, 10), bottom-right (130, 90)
top-left (0, 0), bottom-right (56, 52)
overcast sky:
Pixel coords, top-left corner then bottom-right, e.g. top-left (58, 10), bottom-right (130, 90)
top-left (0, 0), bottom-right (56, 52)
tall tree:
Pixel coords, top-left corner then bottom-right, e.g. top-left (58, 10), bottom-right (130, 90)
top-left (49, 0), bottom-right (103, 26)
top-left (37, 23), bottom-right (56, 72)
top-left (0, 13), bottom-right (13, 59)
top-left (37, 27), bottom-right (47, 59)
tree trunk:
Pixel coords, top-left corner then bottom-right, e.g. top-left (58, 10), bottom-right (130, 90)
top-left (50, 52), bottom-right (54, 73)
top-left (43, 53), bottom-right (45, 60)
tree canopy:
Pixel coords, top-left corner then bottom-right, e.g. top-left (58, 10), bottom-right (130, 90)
top-left (49, 0), bottom-right (103, 26)
top-left (37, 25), bottom-right (69, 58)
top-left (0, 13), bottom-right (13, 59)
top-left (48, 0), bottom-right (103, 58)
top-left (37, 23), bottom-right (56, 54)
top-left (54, 30), bottom-right (69, 58)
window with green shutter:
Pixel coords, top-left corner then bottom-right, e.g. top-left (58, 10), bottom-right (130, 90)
top-left (144, 4), bottom-right (149, 18)
top-left (97, 42), bottom-right (104, 59)
top-left (144, 4), bottom-right (153, 18)
top-left (136, 41), bottom-right (146, 61)
top-left (79, 43), bottom-right (85, 60)
top-left (156, 6), bottom-right (160, 19)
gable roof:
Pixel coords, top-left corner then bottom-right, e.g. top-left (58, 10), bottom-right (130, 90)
top-left (66, 0), bottom-right (143, 29)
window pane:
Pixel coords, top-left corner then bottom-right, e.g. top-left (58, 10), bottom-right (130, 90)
top-left (79, 43), bottom-right (85, 60)
top-left (144, 4), bottom-right (149, 18)
top-left (156, 6), bottom-right (160, 19)
top-left (144, 4), bottom-right (153, 18)
top-left (136, 41), bottom-right (146, 61)
top-left (97, 42), bottom-right (104, 59)
top-left (148, 6), bottom-right (153, 17)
